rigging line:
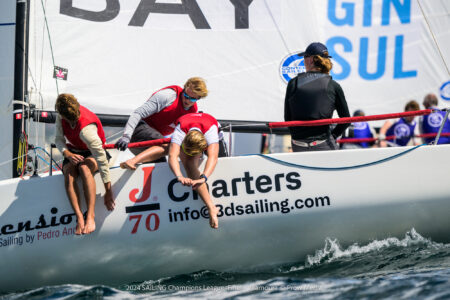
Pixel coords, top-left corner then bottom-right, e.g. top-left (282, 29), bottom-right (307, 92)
top-left (35, 153), bottom-right (56, 169)
top-left (35, 153), bottom-right (62, 172)
top-left (221, 123), bottom-right (268, 129)
top-left (38, 0), bottom-right (46, 105)
top-left (0, 154), bottom-right (28, 167)
top-left (34, 146), bottom-right (62, 170)
top-left (417, 0), bottom-right (450, 76)
top-left (31, 1), bottom-right (45, 114)
top-left (106, 129), bottom-right (125, 142)
top-left (252, 144), bottom-right (426, 171)
top-left (27, 68), bottom-right (45, 107)
top-left (263, 0), bottom-right (291, 53)
top-left (39, 0), bottom-right (59, 95)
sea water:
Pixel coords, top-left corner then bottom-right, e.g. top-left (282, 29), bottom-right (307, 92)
top-left (1, 229), bottom-right (449, 299)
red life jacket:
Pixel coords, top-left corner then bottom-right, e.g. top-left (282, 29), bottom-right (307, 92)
top-left (61, 105), bottom-right (106, 150)
top-left (177, 113), bottom-right (219, 134)
top-left (143, 85), bottom-right (198, 136)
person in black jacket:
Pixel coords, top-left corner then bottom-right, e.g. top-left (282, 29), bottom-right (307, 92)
top-left (284, 42), bottom-right (350, 152)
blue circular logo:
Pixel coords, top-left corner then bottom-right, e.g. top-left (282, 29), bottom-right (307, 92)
top-left (279, 52), bottom-right (305, 84)
top-left (427, 112), bottom-right (443, 128)
top-left (394, 124), bottom-right (411, 138)
top-left (440, 81), bottom-right (450, 101)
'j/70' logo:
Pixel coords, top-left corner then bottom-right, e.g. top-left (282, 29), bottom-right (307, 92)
top-left (279, 52), bottom-right (306, 84)
top-left (126, 166), bottom-right (160, 234)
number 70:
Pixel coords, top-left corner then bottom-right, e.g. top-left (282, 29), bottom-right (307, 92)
top-left (129, 213), bottom-right (160, 234)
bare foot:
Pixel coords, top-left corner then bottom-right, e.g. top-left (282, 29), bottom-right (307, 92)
top-left (120, 160), bottom-right (137, 170)
top-left (75, 219), bottom-right (85, 235)
top-left (83, 217), bottom-right (96, 234)
top-left (209, 208), bottom-right (219, 229)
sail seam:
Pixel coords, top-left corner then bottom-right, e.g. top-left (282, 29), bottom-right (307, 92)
top-left (417, 0), bottom-right (450, 76)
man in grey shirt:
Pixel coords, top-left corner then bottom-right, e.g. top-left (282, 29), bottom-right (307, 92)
top-left (115, 77), bottom-right (208, 170)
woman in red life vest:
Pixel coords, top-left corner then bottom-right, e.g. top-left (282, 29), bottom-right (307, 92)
top-left (168, 113), bottom-right (221, 229)
top-left (55, 94), bottom-right (114, 235)
top-left (115, 77), bottom-right (208, 170)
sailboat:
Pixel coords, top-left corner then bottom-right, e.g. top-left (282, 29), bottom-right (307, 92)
top-left (0, 0), bottom-right (449, 292)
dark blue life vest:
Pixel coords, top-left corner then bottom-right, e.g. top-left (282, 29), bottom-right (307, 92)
top-left (352, 122), bottom-right (373, 148)
top-left (421, 108), bottom-right (450, 144)
top-left (386, 118), bottom-right (416, 146)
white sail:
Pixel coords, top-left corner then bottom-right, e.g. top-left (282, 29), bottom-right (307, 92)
top-left (27, 0), bottom-right (450, 123)
top-left (0, 0), bottom-right (16, 180)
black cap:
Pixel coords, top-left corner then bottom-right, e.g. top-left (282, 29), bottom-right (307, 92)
top-left (298, 42), bottom-right (332, 58)
top-left (353, 109), bottom-right (365, 117)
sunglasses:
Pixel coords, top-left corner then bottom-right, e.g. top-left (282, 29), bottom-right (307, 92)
top-left (183, 92), bottom-right (200, 102)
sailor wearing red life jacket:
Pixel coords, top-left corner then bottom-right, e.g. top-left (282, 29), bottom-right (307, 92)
top-left (168, 112), bottom-right (221, 229)
top-left (116, 77), bottom-right (208, 170)
top-left (61, 105), bottom-right (106, 150)
top-left (55, 94), bottom-right (114, 235)
top-left (171, 113), bottom-right (220, 146)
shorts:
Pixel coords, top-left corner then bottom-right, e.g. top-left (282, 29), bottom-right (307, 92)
top-left (62, 149), bottom-right (111, 167)
top-left (130, 121), bottom-right (167, 162)
top-left (218, 138), bottom-right (228, 157)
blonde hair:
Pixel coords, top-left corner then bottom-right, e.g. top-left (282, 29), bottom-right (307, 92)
top-left (55, 93), bottom-right (80, 122)
top-left (184, 77), bottom-right (208, 98)
top-left (182, 130), bottom-right (207, 156)
top-left (312, 52), bottom-right (333, 74)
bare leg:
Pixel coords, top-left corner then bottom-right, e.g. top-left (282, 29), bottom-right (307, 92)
top-left (63, 164), bottom-right (84, 235)
top-left (78, 158), bottom-right (99, 234)
top-left (121, 144), bottom-right (169, 170)
top-left (180, 154), bottom-right (218, 229)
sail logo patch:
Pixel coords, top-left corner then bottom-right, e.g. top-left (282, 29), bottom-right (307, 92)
top-left (279, 53), bottom-right (305, 84)
top-left (440, 81), bottom-right (450, 101)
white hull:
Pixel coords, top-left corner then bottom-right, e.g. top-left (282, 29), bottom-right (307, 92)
top-left (1, 145), bottom-right (449, 292)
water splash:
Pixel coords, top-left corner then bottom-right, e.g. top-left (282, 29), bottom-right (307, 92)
top-left (304, 228), bottom-right (446, 268)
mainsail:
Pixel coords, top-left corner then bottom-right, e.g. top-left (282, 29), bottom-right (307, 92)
top-left (0, 0), bottom-right (448, 179)
top-left (27, 0), bottom-right (450, 123)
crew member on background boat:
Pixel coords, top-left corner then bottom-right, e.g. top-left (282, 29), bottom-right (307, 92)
top-left (420, 93), bottom-right (450, 145)
top-left (340, 109), bottom-right (376, 149)
top-left (379, 100), bottom-right (420, 147)
top-left (115, 77), bottom-right (207, 170)
top-left (55, 94), bottom-right (114, 235)
top-left (285, 42), bottom-right (350, 152)
top-left (168, 112), bottom-right (222, 229)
